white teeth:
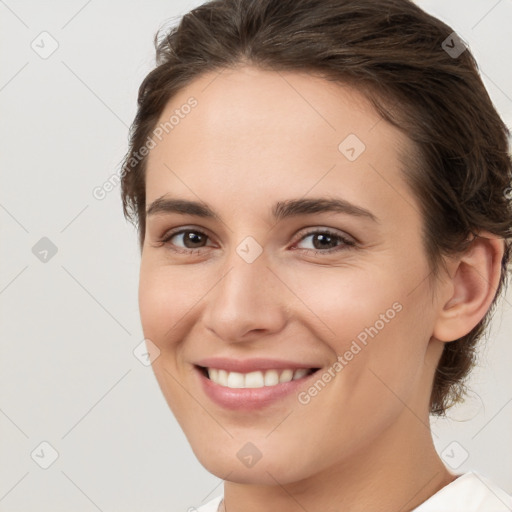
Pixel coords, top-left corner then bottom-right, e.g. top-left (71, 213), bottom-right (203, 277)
top-left (218, 369), bottom-right (228, 386)
top-left (245, 371), bottom-right (265, 388)
top-left (264, 369), bottom-right (279, 386)
top-left (206, 367), bottom-right (314, 388)
top-left (209, 368), bottom-right (219, 383)
top-left (227, 371), bottom-right (245, 388)
top-left (279, 369), bottom-right (294, 383)
top-left (293, 368), bottom-right (310, 380)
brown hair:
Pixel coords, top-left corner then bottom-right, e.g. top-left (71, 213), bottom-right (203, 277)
top-left (120, 0), bottom-right (512, 415)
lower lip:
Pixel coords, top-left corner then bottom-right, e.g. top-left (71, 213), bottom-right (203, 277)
top-left (195, 366), bottom-right (319, 410)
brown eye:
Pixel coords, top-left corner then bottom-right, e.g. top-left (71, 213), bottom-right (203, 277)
top-left (161, 229), bottom-right (211, 251)
top-left (294, 229), bottom-right (355, 254)
top-left (180, 230), bottom-right (208, 248)
top-left (310, 233), bottom-right (339, 250)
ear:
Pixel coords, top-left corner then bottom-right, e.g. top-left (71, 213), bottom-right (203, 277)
top-left (432, 233), bottom-right (505, 342)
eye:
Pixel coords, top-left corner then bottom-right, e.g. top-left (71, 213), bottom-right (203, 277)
top-left (293, 228), bottom-right (355, 254)
top-left (159, 228), bottom-right (213, 253)
top-left (156, 226), bottom-right (356, 256)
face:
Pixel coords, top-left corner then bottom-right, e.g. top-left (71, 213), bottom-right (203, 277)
top-left (139, 66), bottom-right (445, 485)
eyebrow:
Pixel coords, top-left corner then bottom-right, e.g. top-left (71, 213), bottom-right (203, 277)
top-left (146, 196), bottom-right (378, 223)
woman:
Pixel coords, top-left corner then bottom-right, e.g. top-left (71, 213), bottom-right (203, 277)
top-left (121, 0), bottom-right (512, 510)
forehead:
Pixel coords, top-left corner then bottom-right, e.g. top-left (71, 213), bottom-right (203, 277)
top-left (145, 66), bottom-right (417, 225)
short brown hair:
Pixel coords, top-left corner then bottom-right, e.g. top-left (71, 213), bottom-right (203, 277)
top-left (120, 0), bottom-right (512, 415)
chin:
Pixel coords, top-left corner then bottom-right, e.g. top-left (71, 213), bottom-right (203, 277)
top-left (192, 444), bottom-right (314, 486)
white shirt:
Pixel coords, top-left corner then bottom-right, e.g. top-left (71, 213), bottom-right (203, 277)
top-left (193, 472), bottom-right (512, 511)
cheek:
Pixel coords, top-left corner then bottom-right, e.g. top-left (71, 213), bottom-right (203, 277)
top-left (138, 273), bottom-right (170, 344)
top-left (285, 262), bottom-right (432, 400)
top-left (138, 262), bottom-right (203, 346)
top-left (283, 262), bottom-right (405, 345)
top-left (138, 263), bottom-right (204, 421)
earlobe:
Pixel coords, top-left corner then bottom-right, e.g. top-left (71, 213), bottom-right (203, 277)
top-left (432, 233), bottom-right (505, 343)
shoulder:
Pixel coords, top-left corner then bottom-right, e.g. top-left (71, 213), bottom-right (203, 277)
top-left (413, 472), bottom-right (512, 511)
top-left (192, 495), bottom-right (223, 512)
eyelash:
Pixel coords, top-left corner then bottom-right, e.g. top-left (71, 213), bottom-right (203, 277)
top-left (156, 227), bottom-right (356, 256)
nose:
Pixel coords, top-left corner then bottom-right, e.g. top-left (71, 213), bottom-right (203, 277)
top-left (201, 249), bottom-right (289, 343)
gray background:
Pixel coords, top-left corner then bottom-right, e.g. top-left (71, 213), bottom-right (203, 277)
top-left (0, 1), bottom-right (511, 510)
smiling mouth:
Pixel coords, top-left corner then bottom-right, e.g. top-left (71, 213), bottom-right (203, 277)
top-left (196, 365), bottom-right (320, 389)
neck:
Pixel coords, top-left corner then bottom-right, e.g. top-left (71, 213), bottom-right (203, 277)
top-left (221, 410), bottom-right (456, 512)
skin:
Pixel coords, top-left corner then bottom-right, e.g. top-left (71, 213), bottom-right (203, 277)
top-left (138, 65), bottom-right (504, 511)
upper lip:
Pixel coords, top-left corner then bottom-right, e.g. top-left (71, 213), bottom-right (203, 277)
top-left (195, 357), bottom-right (321, 373)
